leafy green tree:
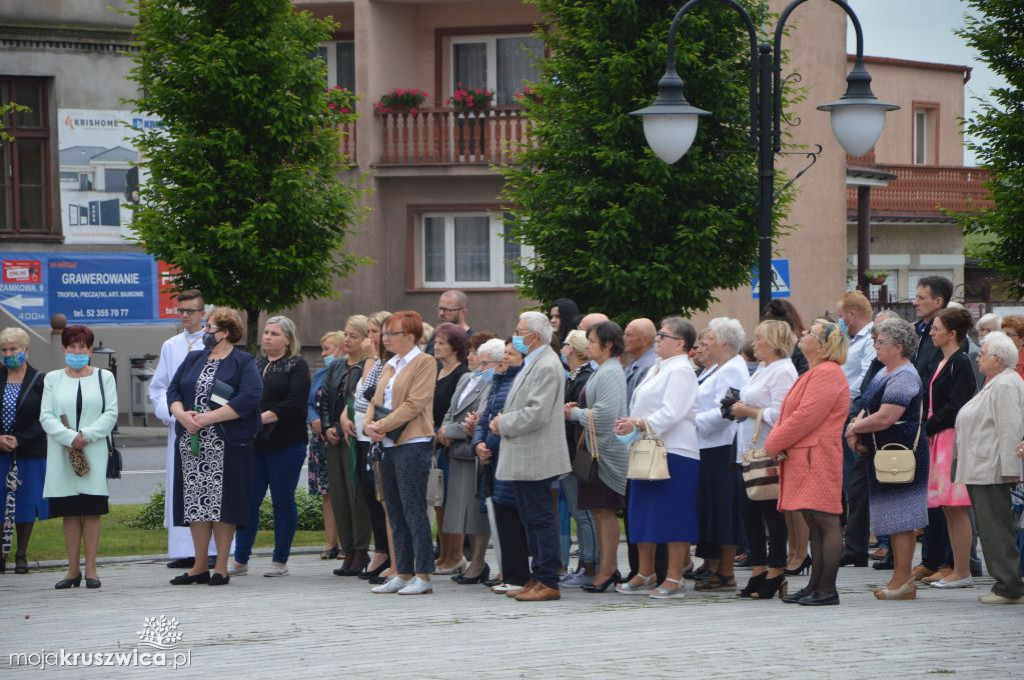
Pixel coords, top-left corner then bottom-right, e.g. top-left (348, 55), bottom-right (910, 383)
top-left (127, 0), bottom-right (364, 347)
top-left (956, 1), bottom-right (1024, 297)
top-left (502, 0), bottom-right (793, 321)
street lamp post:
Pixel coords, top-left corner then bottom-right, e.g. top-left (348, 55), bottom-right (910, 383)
top-left (631, 0), bottom-right (898, 307)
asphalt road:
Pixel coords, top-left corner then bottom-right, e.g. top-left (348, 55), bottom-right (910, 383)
top-left (110, 443), bottom-right (309, 505)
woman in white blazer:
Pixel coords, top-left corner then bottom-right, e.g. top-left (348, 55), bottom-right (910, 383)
top-left (730, 320), bottom-right (797, 600)
top-left (952, 331), bottom-right (1024, 604)
top-left (612, 317), bottom-right (700, 600)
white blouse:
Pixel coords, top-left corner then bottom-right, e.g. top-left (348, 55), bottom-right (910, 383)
top-left (629, 354), bottom-right (700, 460)
top-left (695, 354), bottom-right (750, 450)
top-left (735, 358), bottom-right (797, 462)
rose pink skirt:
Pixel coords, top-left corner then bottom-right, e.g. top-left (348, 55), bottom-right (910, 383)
top-left (927, 429), bottom-right (971, 508)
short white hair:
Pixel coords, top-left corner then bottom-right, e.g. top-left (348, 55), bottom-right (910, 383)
top-left (708, 317), bottom-right (745, 353)
top-left (981, 331), bottom-right (1018, 370)
top-left (520, 311), bottom-right (553, 344)
top-left (477, 338), bottom-right (505, 362)
top-left (978, 312), bottom-right (1002, 330)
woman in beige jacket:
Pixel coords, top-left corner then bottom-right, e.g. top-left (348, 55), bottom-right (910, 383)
top-left (953, 331), bottom-right (1024, 604)
top-left (364, 310), bottom-right (438, 595)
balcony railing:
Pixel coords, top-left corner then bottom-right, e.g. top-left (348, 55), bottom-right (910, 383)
top-left (847, 164), bottom-right (993, 216)
top-left (376, 106), bottom-right (531, 165)
top-left (339, 120), bottom-right (356, 164)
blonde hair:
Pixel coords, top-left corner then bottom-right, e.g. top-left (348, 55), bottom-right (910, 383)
top-left (756, 320), bottom-right (796, 359)
top-left (320, 330), bottom-right (344, 349)
top-left (811, 318), bottom-right (848, 365)
top-left (345, 314), bottom-right (369, 338)
top-left (0, 327), bottom-right (30, 350)
top-left (565, 329), bottom-right (588, 360)
top-left (367, 310), bottom-right (391, 329)
top-left (837, 290), bottom-right (873, 317)
top-left (264, 315), bottom-right (301, 357)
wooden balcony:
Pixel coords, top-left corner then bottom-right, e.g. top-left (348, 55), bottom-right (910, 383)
top-left (339, 120), bottom-right (356, 164)
top-left (376, 106), bottom-right (531, 165)
top-left (846, 164), bottom-right (992, 218)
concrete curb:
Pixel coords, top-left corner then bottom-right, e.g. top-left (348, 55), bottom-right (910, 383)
top-left (21, 545), bottom-right (325, 570)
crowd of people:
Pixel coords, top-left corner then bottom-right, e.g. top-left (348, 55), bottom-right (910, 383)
top-left (2, 278), bottom-right (1023, 605)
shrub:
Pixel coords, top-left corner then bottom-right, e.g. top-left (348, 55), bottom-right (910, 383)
top-left (127, 486), bottom-right (167, 530)
top-left (258, 489), bottom-right (324, 530)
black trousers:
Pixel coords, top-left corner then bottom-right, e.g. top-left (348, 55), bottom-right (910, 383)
top-left (357, 441), bottom-right (389, 552)
top-left (740, 493), bottom-right (789, 568)
top-left (493, 501), bottom-right (530, 587)
top-left (842, 441), bottom-right (871, 557)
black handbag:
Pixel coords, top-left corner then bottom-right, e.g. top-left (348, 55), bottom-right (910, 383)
top-left (447, 439), bottom-right (476, 461)
top-left (97, 369), bottom-right (122, 479)
top-left (371, 404), bottom-right (407, 442)
top-left (571, 412), bottom-right (600, 484)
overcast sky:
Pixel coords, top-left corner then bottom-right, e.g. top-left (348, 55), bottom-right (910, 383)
top-left (846, 0), bottom-right (1005, 166)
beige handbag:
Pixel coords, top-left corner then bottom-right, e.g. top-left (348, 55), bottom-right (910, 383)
top-left (872, 401), bottom-right (923, 484)
top-left (626, 422), bottom-right (670, 481)
top-left (426, 451), bottom-right (445, 506)
top-left (740, 411), bottom-right (780, 501)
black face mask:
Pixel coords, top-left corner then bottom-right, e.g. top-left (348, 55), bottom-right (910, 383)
top-left (202, 332), bottom-right (220, 349)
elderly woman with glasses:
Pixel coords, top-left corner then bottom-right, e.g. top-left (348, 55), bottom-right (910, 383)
top-left (952, 331), bottom-right (1024, 604)
top-left (846, 317), bottom-right (928, 601)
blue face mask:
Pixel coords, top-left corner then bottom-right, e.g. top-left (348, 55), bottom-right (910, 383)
top-left (473, 367), bottom-right (495, 383)
top-left (323, 355), bottom-right (336, 368)
top-left (3, 351), bottom-right (26, 369)
top-left (511, 334), bottom-right (530, 355)
top-left (65, 353), bottom-right (90, 369)
top-left (615, 428), bottom-right (641, 445)
top-left (836, 317), bottom-right (849, 337)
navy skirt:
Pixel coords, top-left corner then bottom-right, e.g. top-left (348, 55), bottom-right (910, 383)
top-left (696, 445), bottom-right (745, 546)
top-left (0, 454), bottom-right (49, 522)
top-left (628, 454), bottom-right (700, 543)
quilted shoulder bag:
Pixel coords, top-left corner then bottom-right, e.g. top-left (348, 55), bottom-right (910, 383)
top-left (872, 400), bottom-right (923, 484)
top-left (740, 410), bottom-right (780, 500)
top-left (626, 422), bottom-right (670, 481)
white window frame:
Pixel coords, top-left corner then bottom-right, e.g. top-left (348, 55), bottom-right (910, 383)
top-left (450, 34), bottom-right (539, 103)
top-left (317, 40), bottom-right (355, 91)
top-left (907, 270), bottom-right (954, 301)
top-left (420, 212), bottom-right (533, 289)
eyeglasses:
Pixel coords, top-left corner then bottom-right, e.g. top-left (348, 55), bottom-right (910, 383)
top-left (437, 306), bottom-right (465, 314)
top-left (873, 338), bottom-right (892, 347)
top-left (382, 331), bottom-right (406, 338)
top-left (177, 307), bottom-right (203, 315)
top-left (205, 325), bottom-right (220, 333)
top-left (656, 332), bottom-right (681, 341)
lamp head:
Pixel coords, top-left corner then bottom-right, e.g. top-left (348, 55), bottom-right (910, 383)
top-left (817, 59), bottom-right (899, 157)
top-left (631, 65), bottom-right (710, 164)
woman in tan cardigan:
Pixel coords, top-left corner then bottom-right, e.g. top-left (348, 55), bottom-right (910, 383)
top-left (364, 310), bottom-right (438, 595)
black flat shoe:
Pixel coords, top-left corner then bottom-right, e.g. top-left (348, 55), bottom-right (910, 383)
top-left (872, 557), bottom-right (894, 571)
top-left (359, 558), bottom-right (391, 581)
top-left (457, 564), bottom-right (491, 585)
top-left (14, 554), bottom-right (29, 574)
top-left (798, 591), bottom-right (840, 606)
top-left (781, 586), bottom-right (810, 604)
top-left (170, 571), bottom-right (210, 585)
top-left (783, 556), bottom-right (812, 576)
top-left (55, 575), bottom-right (82, 589)
top-left (85, 578), bottom-right (101, 589)
top-left (737, 572), bottom-right (768, 598)
top-left (208, 573), bottom-right (230, 586)
top-left (166, 557), bottom-right (195, 569)
top-left (483, 576), bottom-right (502, 588)
top-left (839, 552), bottom-right (868, 567)
top-left (582, 570), bottom-right (621, 593)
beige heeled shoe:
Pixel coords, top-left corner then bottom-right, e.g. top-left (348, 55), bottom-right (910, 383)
top-left (874, 580), bottom-right (916, 600)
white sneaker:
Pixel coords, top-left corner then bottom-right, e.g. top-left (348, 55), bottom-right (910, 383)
top-left (263, 563), bottom-right (289, 577)
top-left (227, 563), bottom-right (248, 576)
top-left (371, 576), bottom-right (410, 594)
top-left (562, 571), bottom-right (593, 587)
top-left (397, 576), bottom-right (434, 595)
top-left (490, 583), bottom-right (523, 594)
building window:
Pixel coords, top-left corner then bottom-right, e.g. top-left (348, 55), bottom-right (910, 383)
top-left (912, 105), bottom-right (937, 165)
top-left (421, 212), bottom-right (532, 288)
top-left (907, 270), bottom-right (954, 300)
top-left (1, 77), bottom-right (52, 236)
top-left (452, 35), bottom-right (543, 105)
top-left (314, 41), bottom-right (355, 91)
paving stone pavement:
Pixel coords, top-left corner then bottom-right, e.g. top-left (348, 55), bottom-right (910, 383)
top-left (1, 543), bottom-right (1020, 678)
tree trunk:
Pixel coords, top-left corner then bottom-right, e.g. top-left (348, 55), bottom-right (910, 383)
top-left (246, 308), bottom-right (261, 354)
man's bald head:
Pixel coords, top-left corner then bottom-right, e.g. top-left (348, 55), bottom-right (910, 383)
top-left (624, 318), bottom-right (656, 356)
top-left (578, 312), bottom-right (609, 332)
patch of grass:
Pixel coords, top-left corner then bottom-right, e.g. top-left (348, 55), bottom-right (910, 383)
top-left (24, 504), bottom-right (326, 563)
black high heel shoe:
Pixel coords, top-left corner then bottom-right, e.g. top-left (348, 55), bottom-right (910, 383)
top-left (14, 553), bottom-right (29, 574)
top-left (55, 574), bottom-right (83, 589)
top-left (359, 558), bottom-right (391, 581)
top-left (737, 572), bottom-right (768, 598)
top-left (751, 574), bottom-right (788, 600)
top-left (582, 570), bottom-right (621, 593)
top-left (783, 556), bottom-right (812, 576)
top-left (456, 564), bottom-right (491, 585)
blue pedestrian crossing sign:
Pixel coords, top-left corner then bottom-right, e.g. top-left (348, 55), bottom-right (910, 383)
top-left (751, 259), bottom-right (791, 299)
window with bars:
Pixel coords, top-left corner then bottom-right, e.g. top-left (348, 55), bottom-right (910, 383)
top-left (1, 77), bottom-right (52, 236)
top-left (452, 35), bottom-right (543, 105)
top-left (422, 212), bottom-right (532, 288)
top-left (313, 41), bottom-right (356, 92)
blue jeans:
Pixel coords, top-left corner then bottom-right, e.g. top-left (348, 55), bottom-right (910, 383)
top-left (514, 477), bottom-right (563, 590)
top-left (560, 474), bottom-right (597, 566)
top-left (234, 441), bottom-right (307, 565)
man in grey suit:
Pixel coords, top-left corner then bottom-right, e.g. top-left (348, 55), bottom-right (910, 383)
top-left (491, 311), bottom-right (570, 601)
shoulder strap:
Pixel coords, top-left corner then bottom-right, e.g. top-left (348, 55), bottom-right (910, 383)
top-left (586, 410), bottom-right (599, 461)
top-left (870, 398), bottom-right (924, 451)
top-left (750, 409), bottom-right (763, 446)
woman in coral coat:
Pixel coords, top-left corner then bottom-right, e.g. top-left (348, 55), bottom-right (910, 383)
top-left (764, 320), bottom-right (850, 606)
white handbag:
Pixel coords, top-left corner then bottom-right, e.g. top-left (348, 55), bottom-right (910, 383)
top-left (626, 423), bottom-right (670, 481)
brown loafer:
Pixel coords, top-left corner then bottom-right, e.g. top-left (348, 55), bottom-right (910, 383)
top-left (515, 582), bottom-right (560, 601)
top-left (910, 564), bottom-right (936, 581)
top-left (507, 580), bottom-right (537, 597)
